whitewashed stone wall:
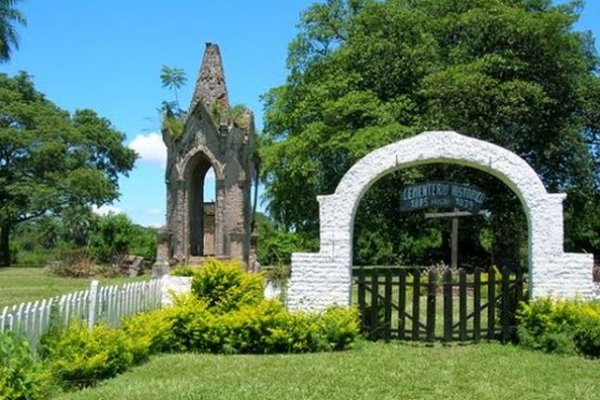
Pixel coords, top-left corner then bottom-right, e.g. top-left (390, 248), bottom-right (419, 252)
top-left (288, 131), bottom-right (595, 312)
top-left (160, 275), bottom-right (192, 306)
top-left (159, 274), bottom-right (286, 305)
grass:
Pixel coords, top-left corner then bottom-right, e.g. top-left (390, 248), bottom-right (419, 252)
top-left (0, 267), bottom-right (149, 309)
top-left (51, 341), bottom-right (599, 400)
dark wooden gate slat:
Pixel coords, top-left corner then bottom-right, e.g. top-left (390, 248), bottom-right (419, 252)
top-left (353, 266), bottom-right (506, 344)
top-left (384, 268), bottom-right (393, 341)
top-left (501, 266), bottom-right (510, 343)
top-left (487, 266), bottom-right (496, 340)
top-left (426, 270), bottom-right (436, 342)
top-left (412, 270), bottom-right (421, 340)
top-left (370, 268), bottom-right (379, 340)
top-left (398, 269), bottom-right (406, 340)
top-left (473, 269), bottom-right (481, 343)
top-left (443, 268), bottom-right (453, 343)
top-left (515, 267), bottom-right (524, 326)
top-left (357, 267), bottom-right (367, 336)
top-left (459, 268), bottom-right (467, 342)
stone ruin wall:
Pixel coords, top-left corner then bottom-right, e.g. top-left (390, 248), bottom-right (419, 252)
top-left (153, 43), bottom-right (256, 274)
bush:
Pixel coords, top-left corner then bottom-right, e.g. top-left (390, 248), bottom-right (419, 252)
top-left (14, 249), bottom-right (52, 267)
top-left (161, 295), bottom-right (214, 352)
top-left (320, 306), bottom-right (360, 351)
top-left (214, 300), bottom-right (293, 354)
top-left (34, 258), bottom-right (360, 391)
top-left (166, 297), bottom-right (359, 354)
top-left (45, 249), bottom-right (97, 278)
top-left (128, 224), bottom-right (157, 264)
top-left (518, 297), bottom-right (600, 357)
top-left (190, 258), bottom-right (264, 312)
top-left (0, 332), bottom-right (51, 400)
top-left (40, 321), bottom-right (146, 388)
top-left (89, 213), bottom-right (134, 265)
top-left (121, 308), bottom-right (177, 354)
top-left (572, 310), bottom-right (600, 358)
top-left (171, 264), bottom-right (196, 277)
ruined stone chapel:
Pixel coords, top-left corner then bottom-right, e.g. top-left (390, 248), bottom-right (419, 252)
top-left (157, 43), bottom-right (256, 269)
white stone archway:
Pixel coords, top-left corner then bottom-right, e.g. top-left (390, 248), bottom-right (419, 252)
top-left (287, 131), bottom-right (595, 311)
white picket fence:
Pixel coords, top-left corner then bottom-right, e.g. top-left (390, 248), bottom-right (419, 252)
top-left (0, 279), bottom-right (162, 350)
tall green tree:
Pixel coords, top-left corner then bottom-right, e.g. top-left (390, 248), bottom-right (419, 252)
top-left (261, 0), bottom-right (600, 264)
top-left (0, 0), bottom-right (26, 63)
top-left (0, 72), bottom-right (137, 266)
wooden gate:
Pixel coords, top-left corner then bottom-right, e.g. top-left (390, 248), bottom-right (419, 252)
top-left (353, 266), bottom-right (525, 343)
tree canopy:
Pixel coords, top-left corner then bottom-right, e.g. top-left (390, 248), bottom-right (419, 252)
top-left (260, 0), bottom-right (600, 265)
top-left (0, 72), bottom-right (137, 265)
top-left (0, 0), bottom-right (26, 62)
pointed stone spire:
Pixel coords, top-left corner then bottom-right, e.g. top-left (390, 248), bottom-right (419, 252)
top-left (189, 43), bottom-right (230, 124)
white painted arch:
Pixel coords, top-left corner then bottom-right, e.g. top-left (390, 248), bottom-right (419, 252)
top-left (288, 131), bottom-right (595, 311)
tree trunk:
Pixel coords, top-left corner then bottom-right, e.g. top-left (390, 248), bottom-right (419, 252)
top-left (0, 223), bottom-right (11, 266)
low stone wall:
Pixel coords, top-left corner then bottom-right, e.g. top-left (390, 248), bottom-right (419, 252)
top-left (160, 275), bottom-right (192, 306)
top-left (159, 274), bottom-right (284, 306)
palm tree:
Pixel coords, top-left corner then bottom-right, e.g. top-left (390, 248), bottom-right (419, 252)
top-left (160, 65), bottom-right (187, 112)
top-left (0, 0), bottom-right (27, 63)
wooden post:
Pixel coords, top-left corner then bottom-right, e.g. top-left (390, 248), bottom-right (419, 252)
top-left (487, 267), bottom-right (496, 340)
top-left (425, 209), bottom-right (485, 269)
top-left (384, 269), bottom-right (392, 341)
top-left (370, 269), bottom-right (379, 340)
top-left (451, 208), bottom-right (459, 269)
top-left (398, 269), bottom-right (406, 340)
top-left (459, 268), bottom-right (467, 342)
top-left (443, 269), bottom-right (453, 343)
top-left (412, 270), bottom-right (421, 340)
top-left (473, 269), bottom-right (481, 343)
top-left (357, 267), bottom-right (367, 336)
top-left (426, 269), bottom-right (436, 343)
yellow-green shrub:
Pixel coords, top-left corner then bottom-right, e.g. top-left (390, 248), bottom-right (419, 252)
top-left (214, 299), bottom-right (290, 353)
top-left (165, 297), bottom-right (359, 354)
top-left (320, 306), bottom-right (360, 350)
top-left (36, 258), bottom-right (360, 390)
top-left (518, 297), bottom-right (600, 357)
top-left (0, 332), bottom-right (51, 400)
top-left (121, 308), bottom-right (177, 354)
top-left (163, 294), bottom-right (214, 352)
top-left (40, 321), bottom-right (145, 387)
top-left (190, 258), bottom-right (264, 312)
top-left (170, 264), bottom-right (196, 277)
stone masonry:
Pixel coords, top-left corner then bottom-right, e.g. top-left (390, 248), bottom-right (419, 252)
top-left (155, 43), bottom-right (256, 270)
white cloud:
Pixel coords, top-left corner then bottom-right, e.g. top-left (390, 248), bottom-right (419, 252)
top-left (92, 204), bottom-right (122, 216)
top-left (129, 132), bottom-right (166, 166)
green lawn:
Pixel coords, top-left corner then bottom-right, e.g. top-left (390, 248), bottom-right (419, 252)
top-left (51, 341), bottom-right (599, 400)
top-left (0, 267), bottom-right (149, 309)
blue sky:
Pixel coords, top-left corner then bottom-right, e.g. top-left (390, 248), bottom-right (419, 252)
top-left (2, 0), bottom-right (599, 227)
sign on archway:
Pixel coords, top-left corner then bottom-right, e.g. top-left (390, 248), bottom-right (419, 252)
top-left (400, 181), bottom-right (486, 213)
top-left (400, 180), bottom-right (488, 269)
top-left (287, 131), bottom-right (595, 311)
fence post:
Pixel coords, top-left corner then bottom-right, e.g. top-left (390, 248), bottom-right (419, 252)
top-left (426, 269), bottom-right (436, 343)
top-left (370, 268), bottom-right (379, 341)
top-left (87, 280), bottom-right (100, 329)
top-left (443, 268), bottom-right (453, 343)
